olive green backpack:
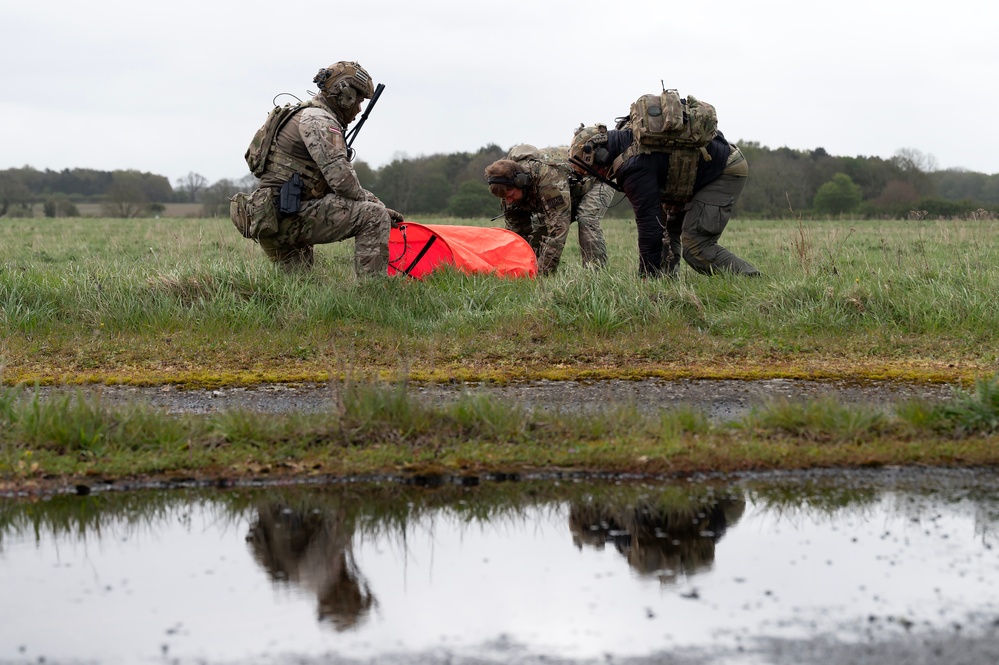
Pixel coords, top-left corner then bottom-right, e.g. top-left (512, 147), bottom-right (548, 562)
top-left (243, 102), bottom-right (311, 177)
top-left (615, 90), bottom-right (719, 205)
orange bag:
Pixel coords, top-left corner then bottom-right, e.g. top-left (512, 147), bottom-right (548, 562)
top-left (387, 222), bottom-right (537, 279)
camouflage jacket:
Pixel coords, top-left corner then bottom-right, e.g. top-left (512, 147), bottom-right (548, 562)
top-left (258, 96), bottom-right (380, 205)
top-left (503, 145), bottom-right (592, 230)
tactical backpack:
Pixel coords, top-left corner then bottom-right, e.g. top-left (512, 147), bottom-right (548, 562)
top-left (615, 90), bottom-right (718, 205)
top-left (506, 144), bottom-right (570, 169)
top-left (234, 100), bottom-right (322, 240)
top-left (244, 102), bottom-right (311, 177)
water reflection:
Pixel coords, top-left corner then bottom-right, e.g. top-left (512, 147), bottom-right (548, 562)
top-left (1, 470), bottom-right (998, 664)
top-left (569, 492), bottom-right (745, 582)
top-left (247, 501), bottom-right (375, 630)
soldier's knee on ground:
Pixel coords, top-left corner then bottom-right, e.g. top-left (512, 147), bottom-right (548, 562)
top-left (683, 243), bottom-right (760, 277)
top-left (260, 237), bottom-right (315, 272)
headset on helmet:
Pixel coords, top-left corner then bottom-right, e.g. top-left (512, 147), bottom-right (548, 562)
top-left (569, 123), bottom-right (611, 169)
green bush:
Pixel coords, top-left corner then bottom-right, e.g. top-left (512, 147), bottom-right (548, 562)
top-left (447, 181), bottom-right (499, 218)
top-left (813, 174), bottom-right (862, 215)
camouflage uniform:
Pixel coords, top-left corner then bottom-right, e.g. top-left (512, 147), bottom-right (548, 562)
top-left (254, 95), bottom-right (390, 275)
top-left (501, 145), bottom-right (609, 274)
top-left (573, 175), bottom-right (613, 268)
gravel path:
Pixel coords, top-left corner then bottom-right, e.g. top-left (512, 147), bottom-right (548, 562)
top-left (30, 378), bottom-right (958, 423)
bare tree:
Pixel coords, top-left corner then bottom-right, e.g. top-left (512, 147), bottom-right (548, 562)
top-left (176, 171), bottom-right (209, 203)
top-left (237, 173), bottom-right (259, 190)
top-left (102, 178), bottom-right (148, 218)
top-left (893, 147), bottom-right (938, 174)
top-left (891, 148), bottom-right (937, 198)
top-left (201, 178), bottom-right (240, 217)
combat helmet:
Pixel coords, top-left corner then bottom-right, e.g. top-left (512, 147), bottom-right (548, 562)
top-left (313, 61), bottom-right (375, 123)
top-left (569, 123), bottom-right (610, 171)
top-left (314, 61), bottom-right (375, 99)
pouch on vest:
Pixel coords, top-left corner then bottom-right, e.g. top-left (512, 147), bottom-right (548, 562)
top-left (249, 188), bottom-right (279, 238)
top-left (666, 151), bottom-right (701, 205)
top-left (229, 189), bottom-right (279, 239)
top-left (229, 192), bottom-right (254, 239)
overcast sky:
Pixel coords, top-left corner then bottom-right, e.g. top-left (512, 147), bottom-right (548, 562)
top-left (2, 0), bottom-right (995, 188)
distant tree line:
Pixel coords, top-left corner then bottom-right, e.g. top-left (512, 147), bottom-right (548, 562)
top-left (735, 144), bottom-right (998, 219)
top-left (2, 143), bottom-right (997, 220)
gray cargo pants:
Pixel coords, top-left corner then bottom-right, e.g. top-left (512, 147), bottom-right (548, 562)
top-left (677, 145), bottom-right (760, 276)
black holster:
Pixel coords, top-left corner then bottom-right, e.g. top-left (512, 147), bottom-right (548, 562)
top-left (279, 173), bottom-right (303, 215)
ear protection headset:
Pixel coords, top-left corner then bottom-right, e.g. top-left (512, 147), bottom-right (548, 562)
top-left (586, 143), bottom-right (611, 167)
top-left (487, 172), bottom-right (532, 189)
top-left (335, 83), bottom-right (360, 109)
top-left (571, 123), bottom-right (612, 169)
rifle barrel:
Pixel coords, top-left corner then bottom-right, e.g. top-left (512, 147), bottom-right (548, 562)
top-left (345, 83), bottom-right (386, 146)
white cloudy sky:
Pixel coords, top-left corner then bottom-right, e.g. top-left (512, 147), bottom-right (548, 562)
top-left (1, 0), bottom-right (995, 188)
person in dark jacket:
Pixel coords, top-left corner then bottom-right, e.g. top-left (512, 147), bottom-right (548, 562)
top-left (570, 121), bottom-right (759, 278)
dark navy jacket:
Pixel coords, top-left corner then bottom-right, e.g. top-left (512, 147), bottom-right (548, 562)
top-left (606, 129), bottom-right (731, 275)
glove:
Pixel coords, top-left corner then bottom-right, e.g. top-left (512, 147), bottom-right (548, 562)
top-left (386, 208), bottom-right (405, 227)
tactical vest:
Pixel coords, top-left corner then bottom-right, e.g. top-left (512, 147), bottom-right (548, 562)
top-left (612, 90), bottom-right (718, 205)
top-left (244, 99), bottom-right (330, 200)
top-left (508, 144), bottom-right (595, 217)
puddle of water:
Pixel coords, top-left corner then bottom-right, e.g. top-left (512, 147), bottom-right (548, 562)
top-left (1, 469), bottom-right (997, 664)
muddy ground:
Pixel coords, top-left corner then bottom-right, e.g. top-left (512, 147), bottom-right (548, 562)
top-left (32, 377), bottom-right (959, 422)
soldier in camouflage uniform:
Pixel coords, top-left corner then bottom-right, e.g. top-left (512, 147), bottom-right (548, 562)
top-left (249, 61), bottom-right (403, 275)
top-left (484, 145), bottom-right (611, 274)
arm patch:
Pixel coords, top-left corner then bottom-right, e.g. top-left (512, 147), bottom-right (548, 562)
top-left (326, 126), bottom-right (346, 151)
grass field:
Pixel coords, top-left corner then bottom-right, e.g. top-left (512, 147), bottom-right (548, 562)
top-left (2, 214), bottom-right (996, 387)
top-left (3, 213), bottom-right (999, 489)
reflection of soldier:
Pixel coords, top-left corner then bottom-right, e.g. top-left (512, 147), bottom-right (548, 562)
top-left (569, 495), bottom-right (745, 583)
top-left (247, 503), bottom-right (375, 630)
top-left (485, 145), bottom-right (611, 274)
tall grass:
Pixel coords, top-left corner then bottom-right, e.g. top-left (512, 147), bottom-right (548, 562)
top-left (2, 215), bottom-right (998, 385)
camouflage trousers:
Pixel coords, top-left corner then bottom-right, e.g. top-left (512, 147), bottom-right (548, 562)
top-left (534, 183), bottom-right (612, 274)
top-left (258, 193), bottom-right (390, 276)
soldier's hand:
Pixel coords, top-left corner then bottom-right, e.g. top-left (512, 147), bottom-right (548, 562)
top-left (386, 208), bottom-right (405, 227)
